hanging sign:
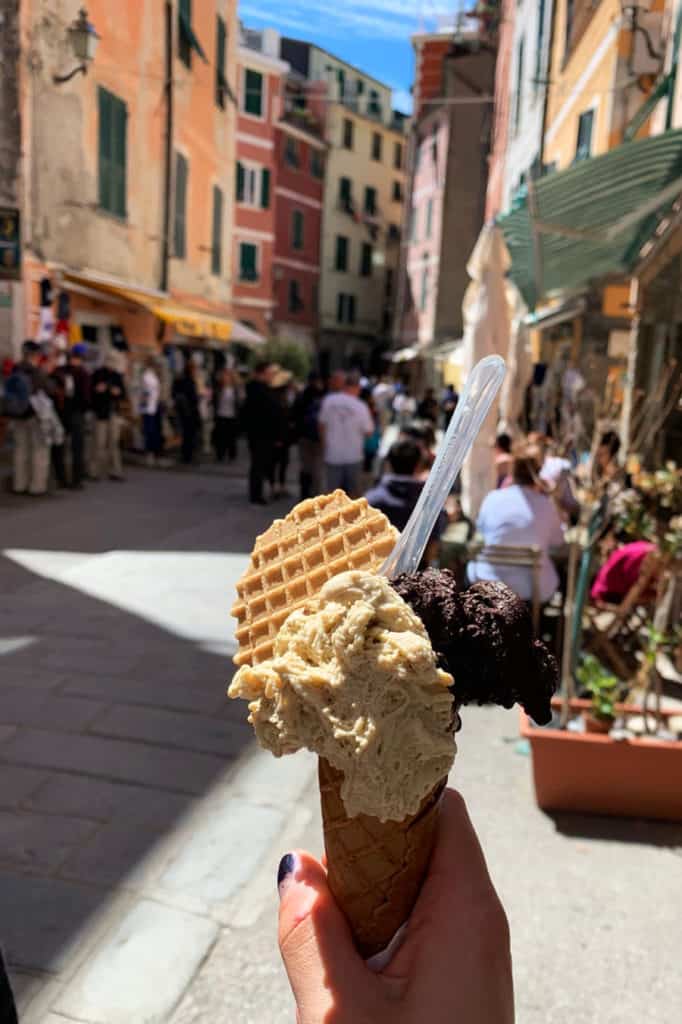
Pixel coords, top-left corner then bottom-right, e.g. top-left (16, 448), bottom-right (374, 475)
top-left (0, 208), bottom-right (20, 281)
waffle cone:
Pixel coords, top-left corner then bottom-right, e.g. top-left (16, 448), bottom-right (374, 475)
top-left (318, 757), bottom-right (445, 959)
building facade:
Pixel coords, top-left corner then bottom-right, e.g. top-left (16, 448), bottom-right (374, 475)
top-left (272, 81), bottom-right (326, 349)
top-left (279, 39), bottom-right (407, 373)
top-left (0, 0), bottom-right (240, 362)
top-left (234, 26), bottom-right (288, 338)
top-left (485, 0), bottom-right (516, 221)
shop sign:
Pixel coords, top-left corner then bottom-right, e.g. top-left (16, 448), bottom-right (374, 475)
top-left (0, 208), bottom-right (20, 281)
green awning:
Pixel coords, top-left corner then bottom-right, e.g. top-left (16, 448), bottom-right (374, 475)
top-left (498, 130), bottom-right (682, 308)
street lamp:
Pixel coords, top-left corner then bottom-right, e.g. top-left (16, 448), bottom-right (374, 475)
top-left (53, 8), bottom-right (100, 85)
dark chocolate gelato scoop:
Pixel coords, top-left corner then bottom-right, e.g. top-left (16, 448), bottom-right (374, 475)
top-left (391, 570), bottom-right (557, 725)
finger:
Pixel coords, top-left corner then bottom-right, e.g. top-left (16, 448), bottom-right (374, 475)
top-left (278, 850), bottom-right (368, 1022)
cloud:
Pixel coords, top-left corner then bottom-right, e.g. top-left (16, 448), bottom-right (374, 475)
top-left (239, 0), bottom-right (453, 43)
top-left (392, 88), bottom-right (413, 115)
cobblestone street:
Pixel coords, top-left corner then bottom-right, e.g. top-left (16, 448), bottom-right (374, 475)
top-left (1, 465), bottom-right (681, 1024)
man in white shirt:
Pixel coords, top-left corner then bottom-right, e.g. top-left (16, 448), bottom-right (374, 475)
top-left (140, 356), bottom-right (162, 464)
top-left (319, 371), bottom-right (373, 497)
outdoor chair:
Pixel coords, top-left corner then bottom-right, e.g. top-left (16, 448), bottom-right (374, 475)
top-left (477, 544), bottom-right (542, 634)
top-left (584, 549), bottom-right (662, 681)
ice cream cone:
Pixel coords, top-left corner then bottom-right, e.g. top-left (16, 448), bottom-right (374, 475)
top-left (318, 757), bottom-right (446, 959)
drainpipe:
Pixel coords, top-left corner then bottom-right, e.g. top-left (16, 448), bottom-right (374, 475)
top-left (160, 1), bottom-right (173, 294)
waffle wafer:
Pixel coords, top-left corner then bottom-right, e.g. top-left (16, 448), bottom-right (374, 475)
top-left (231, 490), bottom-right (398, 666)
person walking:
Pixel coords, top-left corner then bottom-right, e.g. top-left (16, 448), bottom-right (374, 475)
top-left (212, 367), bottom-right (240, 462)
top-left (140, 356), bottom-right (162, 465)
top-left (54, 343), bottom-right (91, 489)
top-left (441, 383), bottom-right (458, 428)
top-left (243, 361), bottom-right (278, 505)
top-left (392, 385), bottom-right (417, 428)
top-left (293, 372), bottom-right (325, 500)
top-left (417, 387), bottom-right (439, 424)
top-left (269, 367), bottom-right (296, 499)
top-left (91, 354), bottom-right (127, 480)
top-left (319, 370), bottom-right (374, 497)
top-left (172, 360), bottom-right (201, 464)
top-left (4, 340), bottom-right (52, 495)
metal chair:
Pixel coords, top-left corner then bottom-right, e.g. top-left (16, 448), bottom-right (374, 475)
top-left (477, 544), bottom-right (542, 634)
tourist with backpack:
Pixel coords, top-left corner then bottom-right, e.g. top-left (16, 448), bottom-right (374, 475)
top-left (4, 340), bottom-right (53, 495)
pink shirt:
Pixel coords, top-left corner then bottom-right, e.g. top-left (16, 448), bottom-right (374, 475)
top-left (591, 541), bottom-right (656, 604)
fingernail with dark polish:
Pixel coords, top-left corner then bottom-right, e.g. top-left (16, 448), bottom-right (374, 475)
top-left (277, 852), bottom-right (297, 897)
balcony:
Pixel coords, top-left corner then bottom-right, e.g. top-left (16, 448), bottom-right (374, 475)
top-left (281, 102), bottom-right (324, 139)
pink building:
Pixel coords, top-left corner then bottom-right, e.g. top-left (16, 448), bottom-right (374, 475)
top-left (485, 0), bottom-right (515, 221)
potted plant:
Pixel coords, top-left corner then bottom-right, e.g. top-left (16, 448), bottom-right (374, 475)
top-left (575, 654), bottom-right (622, 734)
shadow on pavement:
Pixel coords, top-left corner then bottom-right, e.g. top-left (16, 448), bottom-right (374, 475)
top-left (550, 811), bottom-right (682, 848)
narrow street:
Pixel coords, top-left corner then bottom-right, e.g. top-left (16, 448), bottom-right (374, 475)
top-left (1, 465), bottom-right (681, 1024)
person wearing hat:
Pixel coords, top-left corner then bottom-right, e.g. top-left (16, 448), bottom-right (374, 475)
top-left (5, 340), bottom-right (53, 495)
top-left (53, 343), bottom-right (91, 488)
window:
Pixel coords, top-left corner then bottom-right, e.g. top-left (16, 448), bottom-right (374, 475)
top-left (337, 68), bottom-right (346, 100)
top-left (211, 185), bottom-right (223, 275)
top-left (564, 0), bottom-right (575, 58)
top-left (288, 279), bottom-right (303, 313)
top-left (98, 87), bottom-right (127, 219)
top-left (371, 132), bottom-right (382, 161)
top-left (292, 210), bottom-right (304, 250)
top-left (285, 136), bottom-right (300, 168)
top-left (174, 152), bottom-right (188, 258)
top-left (535, 0), bottom-right (546, 91)
top-left (394, 141), bottom-right (403, 170)
top-left (575, 109), bottom-right (594, 162)
top-left (215, 15), bottom-right (228, 108)
top-left (239, 242), bottom-right (259, 282)
top-left (244, 68), bottom-right (264, 117)
top-left (392, 180), bottom-right (403, 203)
top-left (343, 118), bottom-right (354, 150)
top-left (310, 149), bottom-right (324, 178)
top-left (337, 293), bottom-right (356, 324)
top-left (236, 162), bottom-right (269, 208)
top-left (420, 257), bottom-right (429, 313)
top-left (360, 242), bottom-right (373, 278)
top-left (364, 186), bottom-right (377, 216)
top-left (368, 89), bottom-right (382, 119)
top-left (408, 205), bottom-right (417, 242)
top-left (335, 235), bottom-right (349, 271)
top-left (388, 223), bottom-right (400, 242)
top-left (356, 78), bottom-right (365, 96)
top-left (339, 176), bottom-right (353, 211)
top-left (425, 198), bottom-right (433, 240)
top-left (178, 0), bottom-right (207, 69)
top-left (513, 37), bottom-right (524, 135)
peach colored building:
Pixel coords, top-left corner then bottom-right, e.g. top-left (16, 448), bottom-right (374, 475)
top-left (1, 1), bottom-right (240, 363)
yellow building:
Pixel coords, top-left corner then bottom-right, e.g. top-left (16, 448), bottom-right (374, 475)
top-left (319, 102), bottom-right (407, 371)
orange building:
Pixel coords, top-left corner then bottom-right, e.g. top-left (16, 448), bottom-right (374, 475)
top-left (2, 1), bottom-right (243, 364)
top-left (234, 27), bottom-right (289, 337)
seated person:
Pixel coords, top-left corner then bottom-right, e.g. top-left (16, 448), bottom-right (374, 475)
top-left (591, 538), bottom-right (658, 606)
top-left (468, 451), bottom-right (565, 603)
top-left (365, 438), bottom-right (448, 539)
top-left (493, 432), bottom-right (513, 487)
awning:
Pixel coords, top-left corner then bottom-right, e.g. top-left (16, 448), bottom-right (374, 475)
top-left (386, 346), bottom-right (419, 362)
top-left (524, 296), bottom-right (587, 330)
top-left (230, 320), bottom-right (266, 347)
top-left (62, 272), bottom-right (239, 344)
top-left (498, 129), bottom-right (682, 308)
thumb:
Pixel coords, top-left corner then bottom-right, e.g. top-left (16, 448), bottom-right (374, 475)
top-left (277, 851), bottom-right (367, 1022)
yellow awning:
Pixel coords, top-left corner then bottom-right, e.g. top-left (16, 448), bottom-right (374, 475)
top-left (62, 272), bottom-right (233, 342)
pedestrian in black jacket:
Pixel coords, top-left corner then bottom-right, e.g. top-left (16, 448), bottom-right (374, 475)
top-left (53, 343), bottom-right (91, 489)
top-left (242, 361), bottom-right (277, 504)
top-left (172, 361), bottom-right (201, 464)
top-left (91, 356), bottom-right (127, 480)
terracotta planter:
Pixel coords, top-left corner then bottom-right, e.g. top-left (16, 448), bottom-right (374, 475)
top-left (521, 698), bottom-right (682, 822)
top-left (582, 712), bottom-right (613, 734)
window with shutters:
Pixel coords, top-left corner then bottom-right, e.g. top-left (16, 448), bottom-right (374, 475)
top-left (285, 137), bottom-right (300, 168)
top-left (338, 176), bottom-right (353, 212)
top-left (173, 152), bottom-right (188, 258)
top-left (215, 15), bottom-right (228, 108)
top-left (211, 185), bottom-right (223, 275)
top-left (310, 149), bottom-right (324, 179)
top-left (243, 68), bottom-right (264, 117)
top-left (98, 87), bottom-right (127, 219)
top-left (342, 118), bottom-right (354, 150)
top-left (292, 210), bottom-right (304, 250)
top-left (235, 161), bottom-right (269, 207)
top-left (392, 180), bottom-right (403, 203)
top-left (239, 242), bottom-right (259, 282)
top-left (364, 186), bottom-right (377, 216)
top-left (178, 0), bottom-right (207, 69)
top-left (371, 132), bottom-right (382, 162)
top-left (575, 109), bottom-right (594, 162)
top-left (335, 235), bottom-right (349, 271)
top-left (360, 242), bottom-right (373, 278)
top-left (288, 279), bottom-right (304, 313)
top-left (336, 293), bottom-right (356, 324)
top-left (368, 90), bottom-right (382, 119)
top-left (393, 141), bottom-right (403, 170)
top-left (513, 37), bottom-right (524, 136)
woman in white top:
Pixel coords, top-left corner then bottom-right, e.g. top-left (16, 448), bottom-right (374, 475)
top-left (212, 368), bottom-right (240, 462)
top-left (468, 452), bottom-right (565, 603)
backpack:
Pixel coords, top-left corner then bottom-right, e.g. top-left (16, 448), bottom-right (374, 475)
top-left (3, 370), bottom-right (32, 418)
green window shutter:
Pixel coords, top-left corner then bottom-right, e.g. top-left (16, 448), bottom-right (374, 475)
top-left (178, 0), bottom-right (192, 66)
top-left (211, 185), bottom-right (223, 275)
top-left (339, 176), bottom-right (351, 206)
top-left (292, 210), bottom-right (304, 250)
top-left (216, 15), bottom-right (227, 108)
top-left (360, 243), bottom-right (372, 277)
top-left (174, 152), bottom-right (188, 259)
top-left (236, 161), bottom-right (245, 202)
top-left (335, 235), bottom-right (348, 271)
top-left (348, 295), bottom-right (356, 324)
top-left (240, 242), bottom-right (258, 281)
top-left (112, 95), bottom-right (127, 218)
top-left (98, 87), bottom-right (126, 218)
top-left (365, 187), bottom-right (376, 215)
top-left (98, 88), bottom-right (112, 212)
top-left (336, 293), bottom-right (344, 322)
top-left (261, 168), bottom-right (271, 209)
top-left (244, 69), bottom-right (263, 117)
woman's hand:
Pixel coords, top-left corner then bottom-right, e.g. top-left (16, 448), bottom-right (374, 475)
top-left (278, 788), bottom-right (514, 1024)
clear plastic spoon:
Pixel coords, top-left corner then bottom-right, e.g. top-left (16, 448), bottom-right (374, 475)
top-left (380, 354), bottom-right (507, 579)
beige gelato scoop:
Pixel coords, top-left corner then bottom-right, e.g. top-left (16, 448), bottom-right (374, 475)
top-left (228, 570), bottom-right (456, 822)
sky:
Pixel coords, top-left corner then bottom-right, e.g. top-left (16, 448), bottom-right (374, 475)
top-left (238, 2), bottom-right (465, 114)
